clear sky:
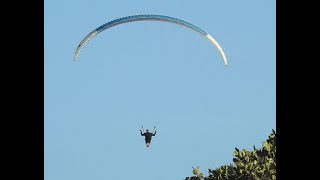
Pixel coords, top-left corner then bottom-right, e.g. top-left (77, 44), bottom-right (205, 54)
top-left (44, 0), bottom-right (276, 179)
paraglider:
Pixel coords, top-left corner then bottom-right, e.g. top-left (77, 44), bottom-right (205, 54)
top-left (140, 126), bottom-right (157, 147)
top-left (74, 14), bottom-right (227, 66)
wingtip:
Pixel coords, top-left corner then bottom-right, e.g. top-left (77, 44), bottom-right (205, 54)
top-left (73, 55), bottom-right (78, 61)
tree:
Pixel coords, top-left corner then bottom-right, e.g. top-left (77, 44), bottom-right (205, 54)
top-left (185, 129), bottom-right (276, 180)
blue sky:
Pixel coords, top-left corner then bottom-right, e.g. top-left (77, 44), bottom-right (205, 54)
top-left (44, 0), bottom-right (275, 179)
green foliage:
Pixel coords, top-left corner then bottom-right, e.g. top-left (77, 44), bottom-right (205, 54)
top-left (185, 166), bottom-right (203, 180)
top-left (184, 129), bottom-right (276, 180)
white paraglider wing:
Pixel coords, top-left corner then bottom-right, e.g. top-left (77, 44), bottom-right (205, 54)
top-left (74, 14), bottom-right (227, 66)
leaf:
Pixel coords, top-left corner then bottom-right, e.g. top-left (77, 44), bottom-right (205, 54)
top-left (245, 156), bottom-right (249, 162)
top-left (263, 141), bottom-right (271, 151)
top-left (233, 151), bottom-right (239, 157)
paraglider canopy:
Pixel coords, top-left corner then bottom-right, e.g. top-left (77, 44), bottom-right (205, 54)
top-left (74, 14), bottom-right (227, 66)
